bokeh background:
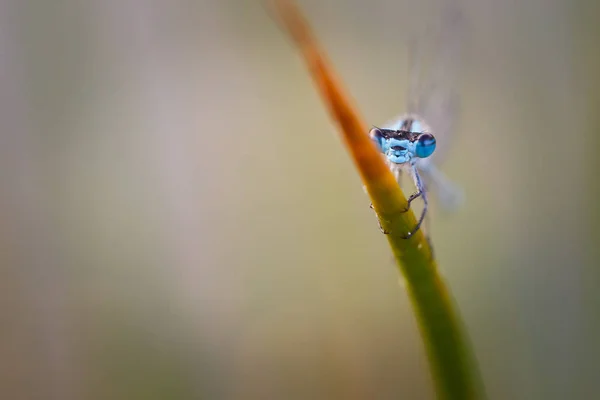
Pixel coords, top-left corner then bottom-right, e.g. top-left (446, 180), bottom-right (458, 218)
top-left (1, 0), bottom-right (599, 399)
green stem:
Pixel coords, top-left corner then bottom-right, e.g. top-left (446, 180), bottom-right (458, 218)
top-left (270, 1), bottom-right (486, 398)
top-left (394, 242), bottom-right (485, 399)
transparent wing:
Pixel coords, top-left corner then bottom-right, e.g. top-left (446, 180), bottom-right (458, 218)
top-left (408, 0), bottom-right (468, 165)
top-left (406, 30), bottom-right (423, 116)
top-left (380, 25), bottom-right (424, 131)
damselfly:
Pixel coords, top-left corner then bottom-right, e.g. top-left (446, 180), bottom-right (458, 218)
top-left (370, 2), bottom-right (467, 239)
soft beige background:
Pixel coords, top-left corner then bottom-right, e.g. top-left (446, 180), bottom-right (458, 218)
top-left (0, 0), bottom-right (598, 399)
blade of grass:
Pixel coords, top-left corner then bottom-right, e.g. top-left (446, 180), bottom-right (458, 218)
top-left (269, 1), bottom-right (486, 398)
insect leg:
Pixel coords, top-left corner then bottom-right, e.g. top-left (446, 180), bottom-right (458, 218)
top-left (369, 203), bottom-right (390, 234)
top-left (421, 210), bottom-right (436, 260)
top-left (402, 163), bottom-right (428, 239)
top-left (401, 164), bottom-right (422, 212)
top-left (369, 164), bottom-right (402, 234)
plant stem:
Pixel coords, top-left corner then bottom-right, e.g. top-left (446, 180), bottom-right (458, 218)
top-left (269, 0), bottom-right (486, 398)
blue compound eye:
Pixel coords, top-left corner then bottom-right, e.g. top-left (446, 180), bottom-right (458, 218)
top-left (369, 128), bottom-right (385, 151)
top-left (415, 133), bottom-right (436, 158)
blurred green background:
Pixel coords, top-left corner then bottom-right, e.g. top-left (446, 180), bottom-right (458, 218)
top-left (1, 0), bottom-right (598, 399)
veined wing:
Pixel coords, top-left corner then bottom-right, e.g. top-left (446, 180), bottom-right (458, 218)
top-left (382, 0), bottom-right (468, 165)
top-left (410, 0), bottom-right (468, 165)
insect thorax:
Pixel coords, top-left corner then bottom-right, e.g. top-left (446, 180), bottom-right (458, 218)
top-left (395, 114), bottom-right (432, 136)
